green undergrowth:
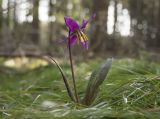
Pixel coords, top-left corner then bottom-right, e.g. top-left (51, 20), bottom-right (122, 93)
top-left (0, 58), bottom-right (160, 119)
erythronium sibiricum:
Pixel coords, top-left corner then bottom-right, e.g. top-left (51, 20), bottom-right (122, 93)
top-left (49, 14), bottom-right (113, 105)
top-left (64, 14), bottom-right (96, 49)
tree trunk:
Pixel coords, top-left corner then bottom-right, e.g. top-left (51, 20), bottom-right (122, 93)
top-left (49, 0), bottom-right (55, 44)
top-left (7, 0), bottom-right (11, 28)
top-left (13, 0), bottom-right (17, 28)
top-left (129, 0), bottom-right (145, 55)
top-left (154, 0), bottom-right (160, 47)
top-left (91, 0), bottom-right (109, 53)
top-left (32, 0), bottom-right (39, 44)
top-left (0, 0), bottom-right (2, 33)
top-left (158, 0), bottom-right (160, 46)
top-left (113, 0), bottom-right (117, 34)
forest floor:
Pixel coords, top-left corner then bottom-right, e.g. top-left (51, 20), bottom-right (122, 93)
top-left (0, 57), bottom-right (160, 119)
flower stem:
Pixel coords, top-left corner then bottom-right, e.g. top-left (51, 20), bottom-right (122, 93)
top-left (68, 31), bottom-right (79, 103)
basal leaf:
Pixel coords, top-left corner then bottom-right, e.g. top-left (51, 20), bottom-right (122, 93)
top-left (47, 56), bottom-right (75, 102)
top-left (82, 58), bottom-right (113, 106)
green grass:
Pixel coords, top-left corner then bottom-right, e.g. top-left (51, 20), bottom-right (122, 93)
top-left (0, 58), bottom-right (160, 119)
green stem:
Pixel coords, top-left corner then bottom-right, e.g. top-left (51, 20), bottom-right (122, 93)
top-left (68, 31), bottom-right (79, 103)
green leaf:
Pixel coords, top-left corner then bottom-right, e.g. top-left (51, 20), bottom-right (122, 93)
top-left (82, 58), bottom-right (113, 106)
top-left (47, 56), bottom-right (75, 102)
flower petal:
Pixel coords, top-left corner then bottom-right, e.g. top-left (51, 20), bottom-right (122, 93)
top-left (81, 14), bottom-right (96, 29)
top-left (64, 16), bottom-right (80, 32)
top-left (81, 40), bottom-right (89, 50)
top-left (69, 35), bottom-right (77, 46)
top-left (81, 20), bottom-right (89, 29)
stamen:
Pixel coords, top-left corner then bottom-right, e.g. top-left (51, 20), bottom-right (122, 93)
top-left (79, 30), bottom-right (89, 49)
top-left (76, 33), bottom-right (80, 44)
top-left (78, 30), bottom-right (88, 46)
top-left (80, 31), bottom-right (88, 41)
top-left (77, 30), bottom-right (84, 43)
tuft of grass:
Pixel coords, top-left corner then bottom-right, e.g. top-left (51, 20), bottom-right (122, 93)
top-left (0, 58), bottom-right (160, 119)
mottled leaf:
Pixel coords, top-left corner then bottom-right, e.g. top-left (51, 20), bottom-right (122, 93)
top-left (47, 56), bottom-right (75, 102)
top-left (83, 58), bottom-right (113, 106)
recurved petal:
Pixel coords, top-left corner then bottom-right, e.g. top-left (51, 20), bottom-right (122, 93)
top-left (81, 19), bottom-right (89, 29)
top-left (69, 35), bottom-right (77, 46)
top-left (81, 14), bottom-right (96, 29)
top-left (81, 40), bottom-right (89, 50)
top-left (64, 16), bottom-right (80, 32)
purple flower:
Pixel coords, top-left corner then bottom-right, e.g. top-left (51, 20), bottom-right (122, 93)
top-left (64, 14), bottom-right (95, 49)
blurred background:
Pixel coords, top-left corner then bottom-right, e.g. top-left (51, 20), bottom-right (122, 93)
top-left (0, 0), bottom-right (160, 58)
